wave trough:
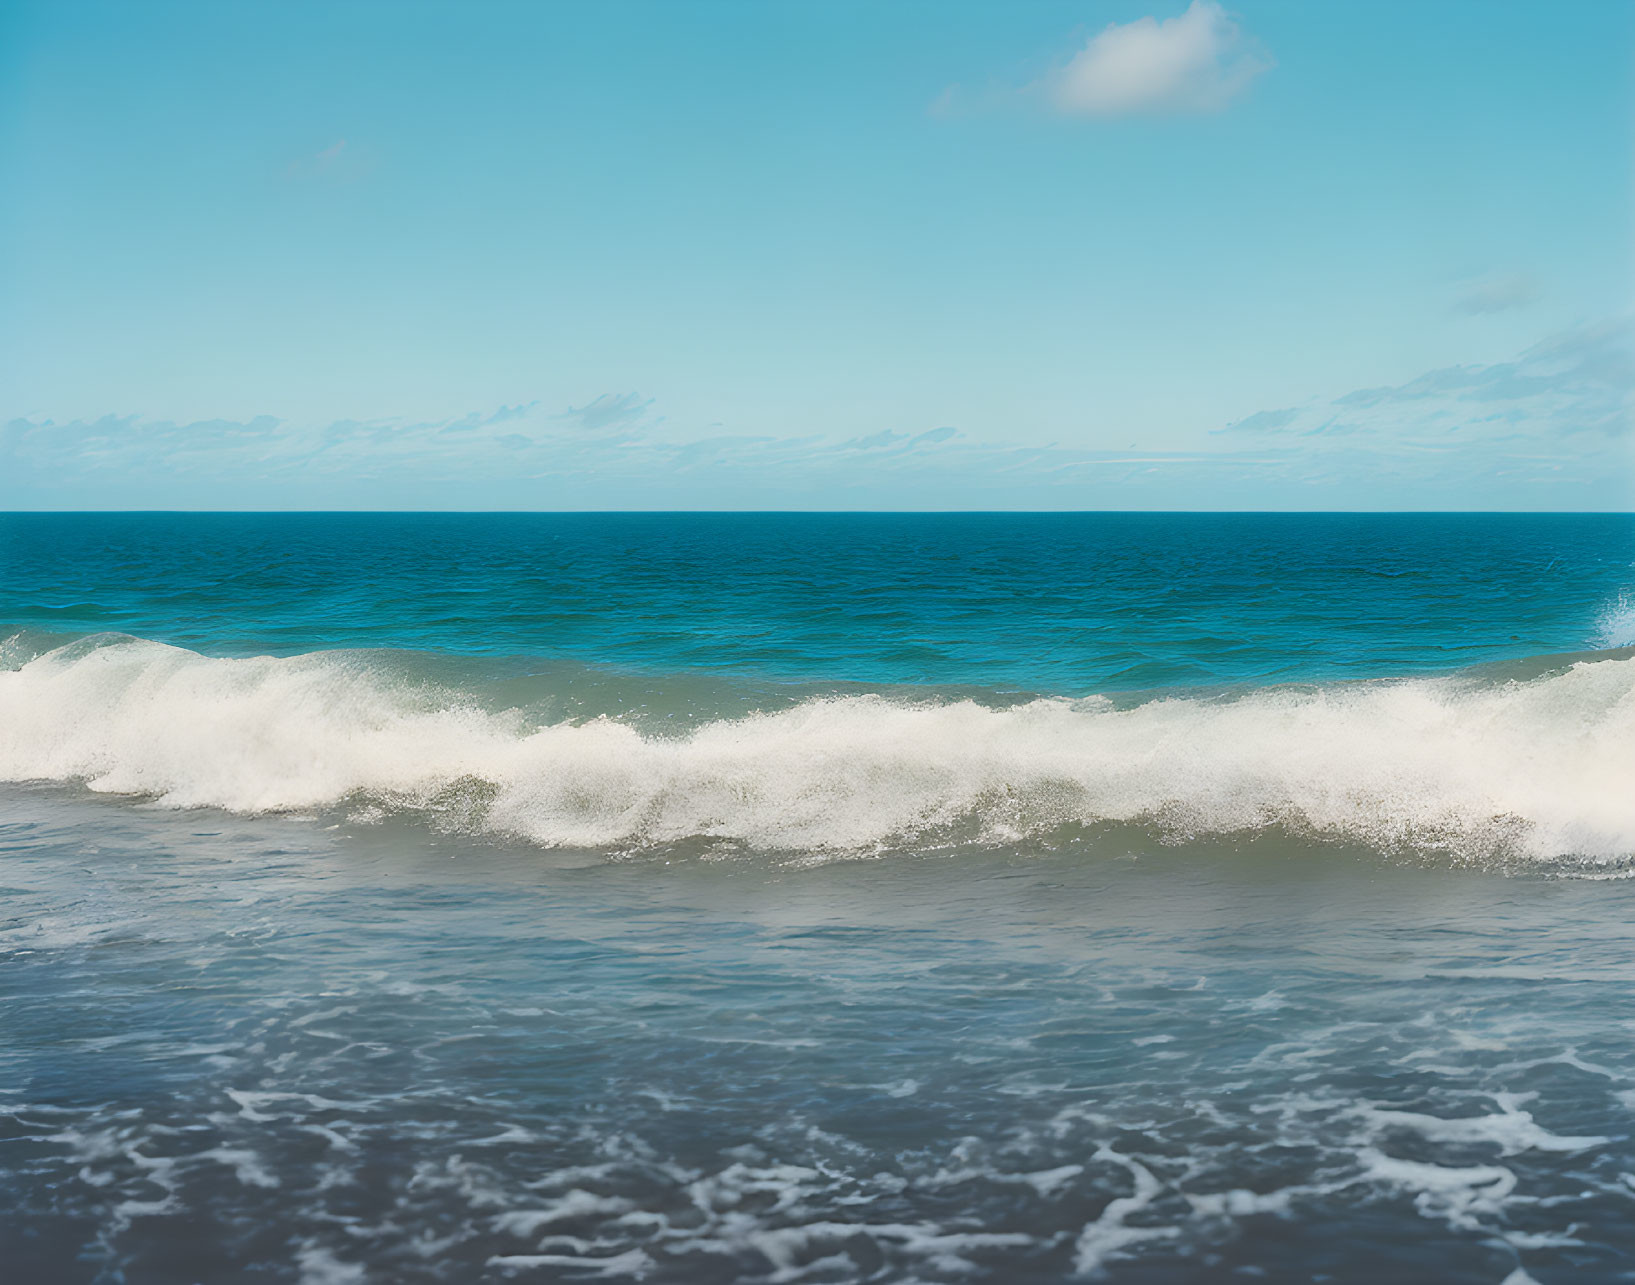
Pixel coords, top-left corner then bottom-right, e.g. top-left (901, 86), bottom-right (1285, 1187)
top-left (2, 634), bottom-right (1632, 865)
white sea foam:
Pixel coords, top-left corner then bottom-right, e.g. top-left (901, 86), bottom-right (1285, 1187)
top-left (3, 634), bottom-right (1633, 862)
top-left (1595, 590), bottom-right (1635, 648)
top-left (1356, 1097), bottom-right (1608, 1156)
top-left (1074, 1147), bottom-right (1177, 1275)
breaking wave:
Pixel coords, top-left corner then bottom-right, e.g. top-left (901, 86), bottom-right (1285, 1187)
top-left (1596, 590), bottom-right (1635, 649)
top-left (2, 634), bottom-right (1632, 865)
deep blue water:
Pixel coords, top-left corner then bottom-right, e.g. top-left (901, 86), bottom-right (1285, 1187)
top-left (1, 512), bottom-right (1633, 1284)
top-left (5, 512), bottom-right (1632, 690)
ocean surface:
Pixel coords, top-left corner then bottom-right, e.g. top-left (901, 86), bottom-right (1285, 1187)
top-left (2, 511), bottom-right (1633, 1284)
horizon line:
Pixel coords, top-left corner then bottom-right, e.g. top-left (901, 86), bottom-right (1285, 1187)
top-left (4, 509), bottom-right (1633, 518)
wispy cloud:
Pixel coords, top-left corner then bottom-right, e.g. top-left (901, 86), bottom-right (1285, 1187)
top-left (842, 430), bottom-right (908, 450)
top-left (1219, 318), bottom-right (1634, 443)
top-left (0, 405), bottom-right (1272, 508)
top-left (438, 403), bottom-right (539, 434)
top-left (1224, 407), bottom-right (1300, 434)
top-left (1452, 271), bottom-right (1543, 316)
top-left (6, 323), bottom-right (1629, 510)
top-left (556, 392), bottom-right (654, 432)
top-left (285, 137), bottom-right (368, 182)
top-left (1039, 1), bottom-right (1271, 117)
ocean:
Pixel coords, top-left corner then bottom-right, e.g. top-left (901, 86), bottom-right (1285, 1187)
top-left (2, 511), bottom-right (1633, 1284)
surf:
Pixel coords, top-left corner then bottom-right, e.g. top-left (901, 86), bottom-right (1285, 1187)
top-left (3, 632), bottom-right (1631, 866)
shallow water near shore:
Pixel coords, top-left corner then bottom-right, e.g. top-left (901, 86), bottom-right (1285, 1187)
top-left (4, 788), bottom-right (1635, 1283)
top-left (2, 512), bottom-right (1633, 1281)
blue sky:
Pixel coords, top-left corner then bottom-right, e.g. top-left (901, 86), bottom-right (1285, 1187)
top-left (1, 0), bottom-right (1630, 509)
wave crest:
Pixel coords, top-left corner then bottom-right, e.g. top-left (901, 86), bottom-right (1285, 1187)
top-left (2, 635), bottom-right (1632, 864)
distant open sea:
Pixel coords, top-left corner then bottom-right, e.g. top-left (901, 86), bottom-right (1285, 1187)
top-left (3, 511), bottom-right (1634, 1284)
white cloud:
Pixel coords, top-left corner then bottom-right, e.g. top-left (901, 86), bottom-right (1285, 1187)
top-left (1044, 1), bottom-right (1271, 117)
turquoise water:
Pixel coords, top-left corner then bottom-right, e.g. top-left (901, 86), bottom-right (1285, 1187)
top-left (5, 513), bottom-right (1632, 690)
top-left (2, 513), bottom-right (1634, 1283)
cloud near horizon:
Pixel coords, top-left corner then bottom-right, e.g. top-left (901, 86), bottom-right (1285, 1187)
top-left (1221, 318), bottom-right (1633, 445)
top-left (4, 322), bottom-right (1629, 510)
top-left (556, 392), bottom-right (655, 432)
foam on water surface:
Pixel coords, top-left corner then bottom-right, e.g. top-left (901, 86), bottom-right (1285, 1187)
top-left (4, 796), bottom-right (1634, 1283)
top-left (2, 632), bottom-right (1632, 866)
